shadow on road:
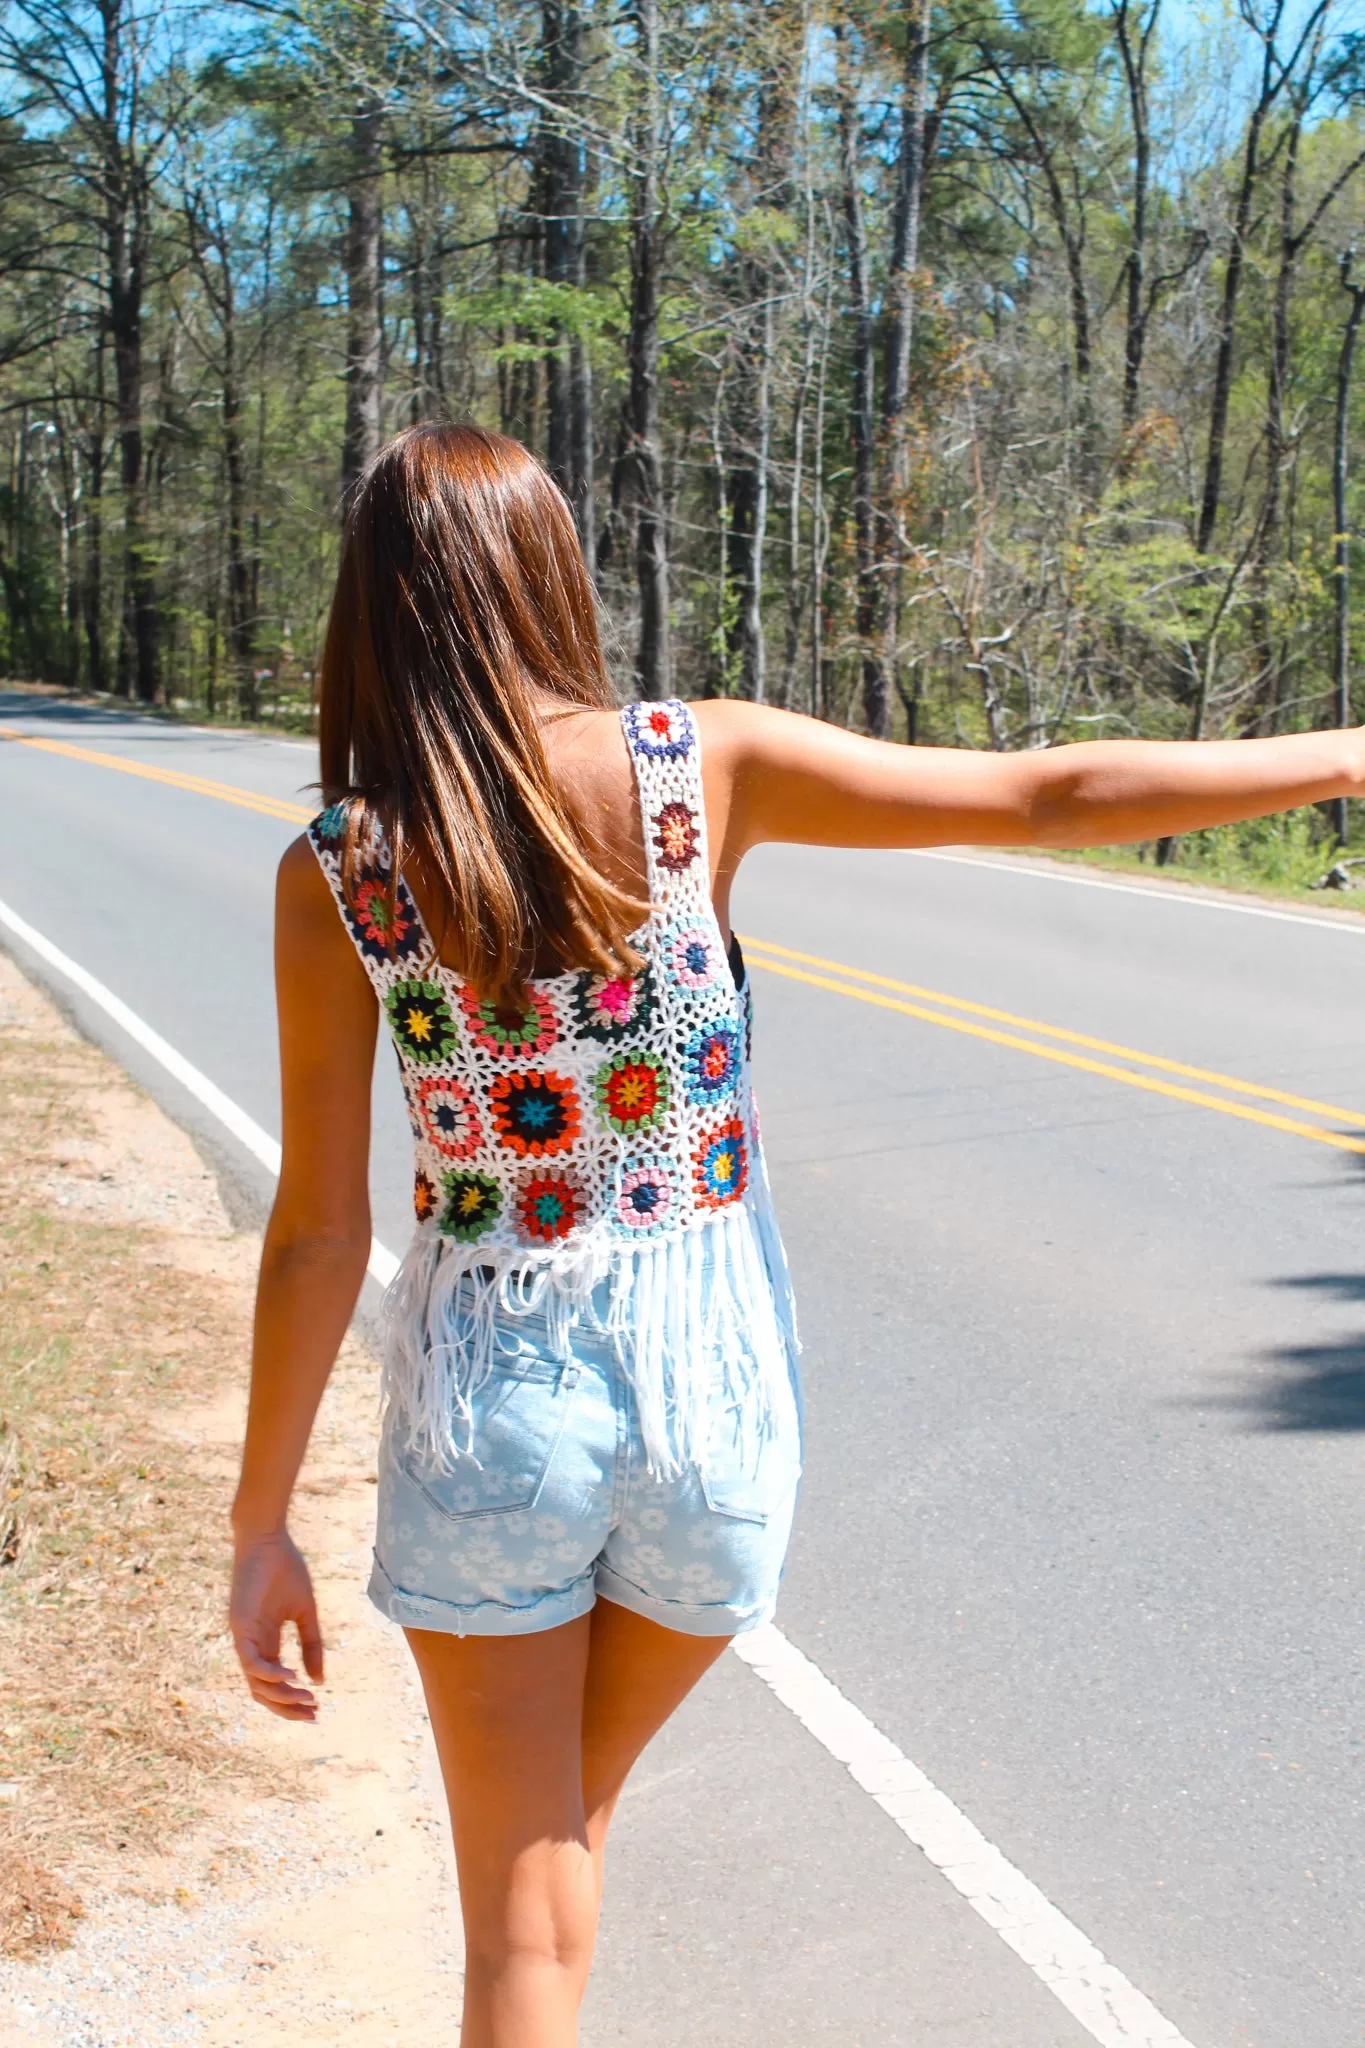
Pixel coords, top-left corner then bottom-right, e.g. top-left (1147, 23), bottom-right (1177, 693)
top-left (0, 688), bottom-right (284, 743)
top-left (1243, 1274), bottom-right (1365, 1431)
top-left (2, 687), bottom-right (159, 728)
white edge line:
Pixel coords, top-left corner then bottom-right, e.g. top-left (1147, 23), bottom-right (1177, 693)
top-left (0, 892), bottom-right (399, 1289)
top-left (912, 848), bottom-right (1365, 936)
top-left (733, 1626), bottom-right (1198, 2048)
top-left (0, 887), bottom-right (1196, 2047)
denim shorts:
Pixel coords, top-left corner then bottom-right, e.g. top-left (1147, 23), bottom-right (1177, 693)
top-left (367, 1298), bottom-right (803, 1639)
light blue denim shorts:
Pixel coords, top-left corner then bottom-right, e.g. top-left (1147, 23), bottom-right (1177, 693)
top-left (368, 1290), bottom-right (803, 1640)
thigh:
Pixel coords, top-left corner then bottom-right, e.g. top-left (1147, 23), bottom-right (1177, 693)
top-left (580, 1599), bottom-right (730, 1845)
top-left (406, 1618), bottom-right (593, 1919)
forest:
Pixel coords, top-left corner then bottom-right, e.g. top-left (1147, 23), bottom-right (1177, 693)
top-left (5, 0), bottom-right (1365, 872)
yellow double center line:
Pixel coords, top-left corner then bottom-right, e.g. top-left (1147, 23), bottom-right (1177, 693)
top-left (0, 725), bottom-right (313, 825)
top-left (741, 936), bottom-right (1365, 1156)
top-left (8, 721), bottom-right (1363, 1155)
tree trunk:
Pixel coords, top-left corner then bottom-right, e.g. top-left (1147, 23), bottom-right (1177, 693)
top-left (728, 3), bottom-right (800, 702)
top-left (108, 201), bottom-right (154, 701)
top-left (836, 20), bottom-right (885, 736)
top-left (341, 97), bottom-right (384, 503)
top-left (409, 200), bottom-right (430, 426)
top-left (1332, 259), bottom-right (1365, 845)
top-left (780, 168), bottom-right (820, 711)
top-left (570, 333), bottom-right (596, 581)
top-left (627, 0), bottom-right (670, 698)
top-left (102, 0), bottom-right (155, 702)
top-left (998, 80), bottom-right (1093, 485)
top-left (83, 319), bottom-right (108, 692)
top-left (540, 0), bottom-right (596, 573)
top-left (1113, 0), bottom-right (1158, 432)
top-left (251, 198), bottom-right (273, 636)
top-left (878, 0), bottom-right (932, 735)
top-left (740, 293), bottom-right (773, 703)
top-left (1250, 105), bottom-right (1304, 723)
top-left (1197, 94), bottom-right (1271, 552)
top-left (541, 0), bottom-right (577, 486)
top-left (220, 252), bottom-right (255, 720)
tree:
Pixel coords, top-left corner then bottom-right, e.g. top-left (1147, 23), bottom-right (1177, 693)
top-left (835, 12), bottom-right (883, 735)
top-left (1196, 0), bottom-right (1337, 555)
top-left (625, 0), bottom-right (670, 698)
top-left (1331, 250), bottom-right (1365, 841)
top-left (341, 92), bottom-right (385, 498)
top-left (0, 0), bottom-right (191, 701)
top-left (538, 0), bottom-right (597, 572)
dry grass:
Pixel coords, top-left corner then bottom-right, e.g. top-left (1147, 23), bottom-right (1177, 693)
top-left (0, 976), bottom-right (275, 1955)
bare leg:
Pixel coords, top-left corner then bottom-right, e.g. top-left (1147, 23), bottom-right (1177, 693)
top-left (580, 1598), bottom-right (730, 1870)
top-left (407, 1603), bottom-right (729, 2047)
top-left (407, 1619), bottom-right (595, 2048)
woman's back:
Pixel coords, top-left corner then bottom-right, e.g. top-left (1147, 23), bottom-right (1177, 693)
top-left (307, 696), bottom-right (797, 1483)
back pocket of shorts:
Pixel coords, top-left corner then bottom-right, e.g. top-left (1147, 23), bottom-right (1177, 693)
top-left (698, 1389), bottom-right (798, 1526)
top-left (402, 1364), bottom-right (579, 1520)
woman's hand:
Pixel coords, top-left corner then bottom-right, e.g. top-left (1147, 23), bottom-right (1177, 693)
top-left (230, 1529), bottom-right (325, 1721)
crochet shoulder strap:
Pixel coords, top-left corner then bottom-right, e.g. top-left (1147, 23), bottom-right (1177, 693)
top-left (306, 803), bottom-right (432, 993)
top-left (620, 699), bottom-right (709, 913)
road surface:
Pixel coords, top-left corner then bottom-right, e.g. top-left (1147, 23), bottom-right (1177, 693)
top-left (3, 690), bottom-right (1363, 2048)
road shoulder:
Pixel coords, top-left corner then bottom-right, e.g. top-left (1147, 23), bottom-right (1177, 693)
top-left (0, 950), bottom-right (461, 2045)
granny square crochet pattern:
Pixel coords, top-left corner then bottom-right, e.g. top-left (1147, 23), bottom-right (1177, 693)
top-left (308, 700), bottom-right (798, 1479)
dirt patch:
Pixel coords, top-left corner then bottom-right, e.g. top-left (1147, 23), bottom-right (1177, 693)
top-left (0, 952), bottom-right (462, 2043)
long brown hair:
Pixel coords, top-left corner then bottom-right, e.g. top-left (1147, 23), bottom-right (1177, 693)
top-left (318, 423), bottom-right (644, 1003)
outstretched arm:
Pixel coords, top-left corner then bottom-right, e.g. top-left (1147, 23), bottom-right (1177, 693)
top-left (698, 702), bottom-right (1365, 858)
top-left (230, 836), bottom-right (378, 1720)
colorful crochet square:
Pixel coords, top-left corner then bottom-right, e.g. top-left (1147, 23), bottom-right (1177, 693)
top-left (651, 801), bottom-right (700, 874)
top-left (518, 1174), bottom-right (581, 1243)
top-left (594, 1050), bottom-right (670, 1135)
top-left (347, 876), bottom-right (421, 963)
top-left (683, 1021), bottom-right (740, 1104)
top-left (665, 918), bottom-right (723, 998)
top-left (624, 700), bottom-right (694, 761)
top-left (614, 1156), bottom-right (677, 1235)
top-left (413, 1169), bottom-right (437, 1222)
top-left (489, 1070), bottom-right (581, 1157)
top-left (415, 1075), bottom-right (483, 1159)
top-left (438, 1169), bottom-right (502, 1242)
top-left (460, 985), bottom-right (558, 1058)
top-left (386, 978), bottom-right (459, 1065)
top-left (314, 803), bottom-right (349, 842)
top-left (693, 1117), bottom-right (748, 1209)
top-left (571, 966), bottom-right (655, 1043)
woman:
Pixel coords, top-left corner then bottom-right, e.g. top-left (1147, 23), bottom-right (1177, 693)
top-left (230, 423), bottom-right (1364, 2047)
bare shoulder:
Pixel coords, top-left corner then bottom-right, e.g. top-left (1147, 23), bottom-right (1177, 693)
top-left (691, 700), bottom-right (871, 812)
top-left (274, 833), bottom-right (370, 995)
top-left (277, 831), bottom-right (333, 924)
top-left (691, 698), bottom-right (811, 755)
top-left (690, 698), bottom-right (861, 778)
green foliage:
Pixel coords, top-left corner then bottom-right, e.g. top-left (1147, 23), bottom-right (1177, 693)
top-left (2, 0), bottom-right (1365, 754)
top-left (1083, 807), bottom-right (1343, 895)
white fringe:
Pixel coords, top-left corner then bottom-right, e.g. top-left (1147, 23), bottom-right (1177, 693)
top-left (380, 1178), bottom-right (799, 1481)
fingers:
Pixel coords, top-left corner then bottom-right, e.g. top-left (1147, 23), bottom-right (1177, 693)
top-left (229, 1537), bottom-right (326, 1717)
top-left (236, 1633), bottom-right (322, 1719)
top-left (299, 1612), bottom-right (326, 1684)
top-left (235, 1666), bottom-right (317, 1714)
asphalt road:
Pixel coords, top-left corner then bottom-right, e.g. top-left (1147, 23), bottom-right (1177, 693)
top-left (2, 690), bottom-right (1363, 2048)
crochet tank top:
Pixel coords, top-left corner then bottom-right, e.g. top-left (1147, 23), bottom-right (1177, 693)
top-left (308, 699), bottom-right (797, 1478)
